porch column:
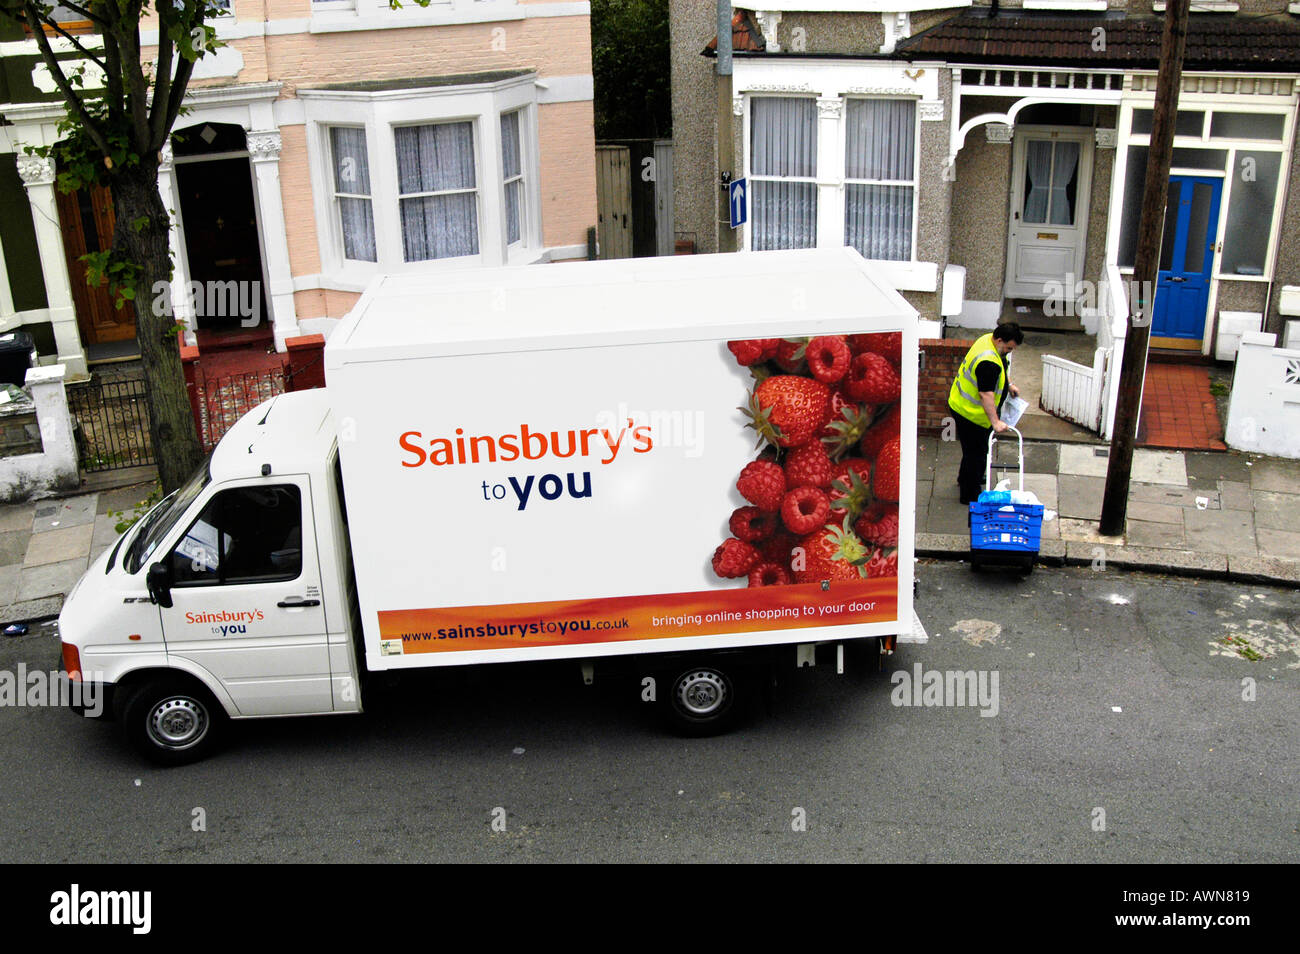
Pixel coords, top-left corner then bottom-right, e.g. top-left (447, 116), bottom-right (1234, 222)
top-left (157, 141), bottom-right (197, 346)
top-left (247, 129), bottom-right (299, 351)
top-left (16, 155), bottom-right (87, 378)
top-left (815, 98), bottom-right (843, 249)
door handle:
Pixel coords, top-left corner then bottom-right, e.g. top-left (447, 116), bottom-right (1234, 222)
top-left (277, 597), bottom-right (321, 608)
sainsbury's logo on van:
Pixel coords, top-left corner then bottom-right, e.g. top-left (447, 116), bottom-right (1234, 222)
top-left (398, 420), bottom-right (654, 468)
top-left (185, 610), bottom-right (264, 625)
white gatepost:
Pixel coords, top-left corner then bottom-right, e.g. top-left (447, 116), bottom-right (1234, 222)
top-left (16, 156), bottom-right (88, 377)
top-left (1225, 332), bottom-right (1300, 459)
top-left (157, 141), bottom-right (197, 345)
top-left (247, 129), bottom-right (300, 350)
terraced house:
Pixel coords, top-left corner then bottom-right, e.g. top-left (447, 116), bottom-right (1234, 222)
top-left (0, 0), bottom-right (596, 376)
top-left (671, 1), bottom-right (1300, 366)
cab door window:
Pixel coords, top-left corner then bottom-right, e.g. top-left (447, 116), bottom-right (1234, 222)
top-left (170, 486), bottom-right (303, 586)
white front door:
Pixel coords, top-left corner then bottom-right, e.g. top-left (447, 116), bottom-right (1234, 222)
top-left (1005, 128), bottom-right (1093, 300)
top-left (156, 477), bottom-right (334, 716)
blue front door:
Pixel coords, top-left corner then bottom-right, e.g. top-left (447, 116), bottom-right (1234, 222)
top-left (1152, 175), bottom-right (1222, 340)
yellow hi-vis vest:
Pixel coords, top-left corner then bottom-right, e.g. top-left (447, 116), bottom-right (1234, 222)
top-left (948, 333), bottom-right (1006, 427)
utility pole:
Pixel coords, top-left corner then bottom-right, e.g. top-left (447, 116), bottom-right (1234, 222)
top-left (716, 0), bottom-right (737, 252)
top-left (1099, 0), bottom-right (1190, 536)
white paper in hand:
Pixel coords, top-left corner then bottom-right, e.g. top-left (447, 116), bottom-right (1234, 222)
top-left (1000, 395), bottom-right (1028, 428)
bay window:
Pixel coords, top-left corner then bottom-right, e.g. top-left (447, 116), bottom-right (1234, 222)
top-left (303, 72), bottom-right (540, 283)
top-left (747, 94), bottom-right (918, 261)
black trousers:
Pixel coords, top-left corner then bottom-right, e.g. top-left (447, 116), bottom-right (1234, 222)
top-left (952, 408), bottom-right (992, 504)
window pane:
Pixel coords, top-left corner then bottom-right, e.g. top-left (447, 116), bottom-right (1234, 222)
top-left (338, 197), bottom-right (376, 262)
top-left (501, 111), bottom-right (522, 179)
top-left (1222, 151), bottom-right (1281, 276)
top-left (845, 184), bottom-right (912, 261)
top-left (845, 99), bottom-right (914, 181)
top-left (501, 111), bottom-right (522, 245)
top-left (1210, 112), bottom-right (1285, 141)
top-left (751, 98), bottom-right (816, 178)
top-left (1118, 145), bottom-right (1148, 268)
top-left (752, 181), bottom-right (816, 250)
top-left (1023, 140), bottom-right (1052, 225)
top-left (1158, 180), bottom-right (1180, 272)
top-left (504, 179), bottom-right (522, 246)
top-left (1170, 148), bottom-right (1226, 171)
top-left (395, 122), bottom-right (477, 194)
top-left (394, 122), bottom-right (479, 260)
top-left (330, 127), bottom-right (376, 262)
top-left (1131, 109), bottom-right (1204, 138)
top-left (401, 194), bottom-right (480, 261)
top-left (1048, 141), bottom-right (1079, 226)
top-left (330, 127), bottom-right (371, 195)
top-left (1181, 181), bottom-right (1214, 275)
top-left (171, 486), bottom-right (303, 586)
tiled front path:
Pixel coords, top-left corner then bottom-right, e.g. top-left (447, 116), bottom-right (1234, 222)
top-left (1138, 363), bottom-right (1227, 452)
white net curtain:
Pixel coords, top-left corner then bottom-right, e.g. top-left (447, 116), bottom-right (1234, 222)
top-left (844, 98), bottom-right (915, 261)
top-left (501, 111), bottom-right (523, 246)
top-left (1023, 139), bottom-right (1079, 226)
top-left (395, 121), bottom-right (480, 261)
top-left (750, 96), bottom-right (917, 260)
top-left (330, 127), bottom-right (377, 262)
top-left (751, 97), bottom-right (818, 250)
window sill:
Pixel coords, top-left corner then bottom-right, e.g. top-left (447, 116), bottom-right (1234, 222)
top-left (309, 6), bottom-right (526, 34)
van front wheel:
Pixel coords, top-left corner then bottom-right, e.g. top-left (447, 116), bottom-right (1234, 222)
top-left (121, 678), bottom-right (223, 766)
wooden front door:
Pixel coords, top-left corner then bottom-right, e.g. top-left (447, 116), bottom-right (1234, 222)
top-left (55, 183), bottom-right (137, 344)
top-left (1005, 128), bottom-right (1093, 300)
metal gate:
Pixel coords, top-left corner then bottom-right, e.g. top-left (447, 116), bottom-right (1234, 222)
top-left (66, 368), bottom-right (155, 472)
top-left (595, 145), bottom-right (633, 259)
top-left (193, 365), bottom-right (286, 451)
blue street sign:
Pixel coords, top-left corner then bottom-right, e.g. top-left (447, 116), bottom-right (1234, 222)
top-left (729, 177), bottom-right (748, 229)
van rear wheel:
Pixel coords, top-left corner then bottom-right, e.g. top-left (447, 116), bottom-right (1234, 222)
top-left (660, 663), bottom-right (746, 736)
top-left (121, 678), bottom-right (223, 766)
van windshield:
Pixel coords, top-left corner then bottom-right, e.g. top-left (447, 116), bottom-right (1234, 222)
top-left (125, 458), bottom-right (211, 574)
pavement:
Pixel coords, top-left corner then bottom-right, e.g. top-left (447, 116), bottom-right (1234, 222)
top-left (916, 434), bottom-right (1300, 584)
top-left (0, 437), bottom-right (1296, 628)
top-left (0, 475), bottom-right (158, 626)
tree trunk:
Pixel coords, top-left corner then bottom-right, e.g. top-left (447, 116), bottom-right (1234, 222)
top-left (111, 163), bottom-right (204, 492)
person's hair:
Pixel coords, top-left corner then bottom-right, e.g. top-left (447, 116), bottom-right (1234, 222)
top-left (993, 322), bottom-right (1024, 344)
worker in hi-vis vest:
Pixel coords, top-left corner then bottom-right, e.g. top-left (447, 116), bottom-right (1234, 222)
top-left (948, 322), bottom-right (1025, 505)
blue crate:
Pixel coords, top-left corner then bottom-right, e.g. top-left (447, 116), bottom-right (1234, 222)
top-left (970, 501), bottom-right (1043, 554)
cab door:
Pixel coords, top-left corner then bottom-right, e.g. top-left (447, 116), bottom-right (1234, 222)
top-left (157, 477), bottom-right (333, 716)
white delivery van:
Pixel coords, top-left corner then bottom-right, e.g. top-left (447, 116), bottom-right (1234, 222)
top-left (57, 248), bottom-right (926, 764)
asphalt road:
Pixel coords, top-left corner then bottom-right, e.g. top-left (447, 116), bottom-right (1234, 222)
top-left (1, 563), bottom-right (1297, 863)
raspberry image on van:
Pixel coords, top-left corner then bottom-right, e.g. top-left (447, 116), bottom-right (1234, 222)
top-left (716, 333), bottom-right (900, 588)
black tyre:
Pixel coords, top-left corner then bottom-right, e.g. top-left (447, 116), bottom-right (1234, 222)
top-left (661, 663), bottom-right (745, 736)
top-left (120, 678), bottom-right (224, 766)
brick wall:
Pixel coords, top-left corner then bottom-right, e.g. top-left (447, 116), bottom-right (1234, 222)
top-left (918, 338), bottom-right (972, 434)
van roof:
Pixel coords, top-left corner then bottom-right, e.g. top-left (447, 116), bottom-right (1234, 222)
top-left (210, 388), bottom-right (335, 481)
top-left (325, 248), bottom-right (917, 365)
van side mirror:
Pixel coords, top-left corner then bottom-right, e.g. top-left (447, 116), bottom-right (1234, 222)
top-left (147, 562), bottom-right (173, 608)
